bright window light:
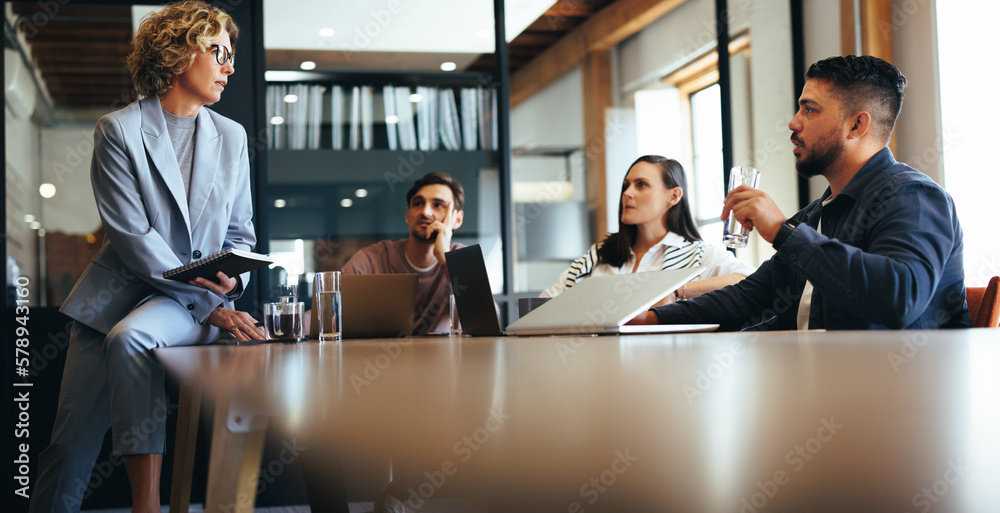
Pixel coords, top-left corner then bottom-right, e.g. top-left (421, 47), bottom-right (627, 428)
top-left (938, 1), bottom-right (1000, 287)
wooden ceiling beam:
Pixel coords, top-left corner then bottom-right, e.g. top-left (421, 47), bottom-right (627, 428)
top-left (25, 28), bottom-right (131, 41)
top-left (509, 32), bottom-right (562, 47)
top-left (545, 0), bottom-right (608, 17)
top-left (45, 77), bottom-right (133, 87)
top-left (29, 41), bottom-right (130, 51)
top-left (11, 4), bottom-right (129, 17)
top-left (525, 16), bottom-right (581, 32)
top-left (37, 64), bottom-right (128, 75)
top-left (511, 0), bottom-right (686, 106)
top-left (32, 54), bottom-right (129, 66)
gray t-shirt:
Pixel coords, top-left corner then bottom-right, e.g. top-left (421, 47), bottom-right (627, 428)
top-left (162, 108), bottom-right (197, 199)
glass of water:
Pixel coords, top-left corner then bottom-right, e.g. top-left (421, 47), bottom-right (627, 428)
top-left (314, 271), bottom-right (342, 342)
top-left (723, 166), bottom-right (761, 249)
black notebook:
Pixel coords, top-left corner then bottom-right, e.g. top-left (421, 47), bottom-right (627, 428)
top-left (163, 248), bottom-right (273, 282)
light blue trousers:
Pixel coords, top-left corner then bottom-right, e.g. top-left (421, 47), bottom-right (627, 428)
top-left (30, 296), bottom-right (217, 513)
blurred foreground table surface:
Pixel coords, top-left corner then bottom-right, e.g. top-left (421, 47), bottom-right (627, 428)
top-left (156, 329), bottom-right (1000, 513)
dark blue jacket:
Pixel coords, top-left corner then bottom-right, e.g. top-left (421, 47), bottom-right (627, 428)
top-left (653, 148), bottom-right (970, 330)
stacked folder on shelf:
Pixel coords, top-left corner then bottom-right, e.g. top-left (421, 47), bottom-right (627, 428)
top-left (264, 82), bottom-right (499, 151)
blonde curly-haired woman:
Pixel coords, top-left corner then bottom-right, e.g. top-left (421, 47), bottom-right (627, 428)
top-left (32, 2), bottom-right (262, 511)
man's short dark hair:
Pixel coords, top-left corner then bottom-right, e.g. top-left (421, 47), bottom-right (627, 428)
top-left (806, 55), bottom-right (907, 142)
top-left (405, 173), bottom-right (465, 211)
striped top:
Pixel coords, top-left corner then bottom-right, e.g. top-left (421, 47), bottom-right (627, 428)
top-left (541, 232), bottom-right (755, 298)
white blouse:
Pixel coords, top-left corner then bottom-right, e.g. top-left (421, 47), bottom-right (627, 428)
top-left (542, 232), bottom-right (755, 298)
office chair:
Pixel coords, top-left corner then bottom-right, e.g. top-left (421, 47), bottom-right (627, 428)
top-left (966, 276), bottom-right (1000, 328)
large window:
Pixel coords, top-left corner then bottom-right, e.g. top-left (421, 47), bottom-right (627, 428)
top-left (689, 83), bottom-right (724, 243)
top-left (937, 1), bottom-right (1000, 287)
top-left (632, 39), bottom-right (751, 251)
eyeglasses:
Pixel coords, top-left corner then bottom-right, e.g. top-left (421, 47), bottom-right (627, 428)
top-left (210, 44), bottom-right (235, 66)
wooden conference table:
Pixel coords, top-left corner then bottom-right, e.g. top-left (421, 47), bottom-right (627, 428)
top-left (155, 329), bottom-right (1000, 513)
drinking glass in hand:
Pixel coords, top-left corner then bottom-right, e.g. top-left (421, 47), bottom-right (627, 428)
top-left (723, 166), bottom-right (761, 249)
top-left (264, 301), bottom-right (304, 341)
top-left (314, 271), bottom-right (342, 342)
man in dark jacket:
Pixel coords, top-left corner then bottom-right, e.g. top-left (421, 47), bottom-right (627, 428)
top-left (631, 55), bottom-right (969, 331)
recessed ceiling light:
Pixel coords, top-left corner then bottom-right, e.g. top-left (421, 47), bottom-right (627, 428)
top-left (23, 214), bottom-right (35, 223)
top-left (270, 116), bottom-right (285, 125)
top-left (409, 93), bottom-right (423, 103)
top-left (274, 199), bottom-right (287, 208)
top-left (39, 183), bottom-right (56, 198)
top-left (300, 61), bottom-right (317, 70)
top-left (440, 62), bottom-right (457, 72)
top-left (385, 115), bottom-right (399, 124)
top-left (29, 221), bottom-right (41, 230)
top-left (319, 28), bottom-right (335, 37)
top-left (355, 188), bottom-right (368, 198)
top-left (340, 198), bottom-right (353, 208)
top-left (284, 94), bottom-right (298, 103)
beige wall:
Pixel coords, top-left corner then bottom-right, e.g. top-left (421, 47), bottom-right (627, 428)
top-left (889, 0), bottom-right (943, 184)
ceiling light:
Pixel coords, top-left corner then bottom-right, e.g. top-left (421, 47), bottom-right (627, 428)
top-left (23, 214), bottom-right (35, 223)
top-left (385, 115), bottom-right (399, 124)
top-left (37, 228), bottom-right (46, 237)
top-left (355, 188), bottom-right (368, 198)
top-left (409, 93), bottom-right (423, 103)
top-left (440, 62), bottom-right (457, 72)
top-left (318, 28), bottom-right (335, 37)
top-left (270, 116), bottom-right (285, 125)
top-left (29, 221), bottom-right (41, 230)
top-left (274, 199), bottom-right (287, 208)
top-left (39, 183), bottom-right (56, 198)
top-left (340, 198), bottom-right (353, 208)
top-left (284, 94), bottom-right (298, 103)
top-left (300, 61), bottom-right (317, 70)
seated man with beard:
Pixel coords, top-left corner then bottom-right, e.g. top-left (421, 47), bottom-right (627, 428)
top-left (630, 55), bottom-right (969, 331)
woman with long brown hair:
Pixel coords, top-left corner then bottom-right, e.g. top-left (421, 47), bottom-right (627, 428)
top-left (543, 155), bottom-right (753, 302)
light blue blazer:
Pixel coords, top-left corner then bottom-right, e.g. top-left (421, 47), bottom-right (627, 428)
top-left (61, 97), bottom-right (256, 335)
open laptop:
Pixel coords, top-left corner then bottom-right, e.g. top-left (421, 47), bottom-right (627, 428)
top-left (505, 267), bottom-right (719, 336)
top-left (445, 245), bottom-right (503, 336)
top-left (309, 274), bottom-right (418, 338)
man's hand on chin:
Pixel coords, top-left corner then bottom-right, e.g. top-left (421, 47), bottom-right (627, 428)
top-left (429, 208), bottom-right (456, 265)
top-left (626, 310), bottom-right (659, 325)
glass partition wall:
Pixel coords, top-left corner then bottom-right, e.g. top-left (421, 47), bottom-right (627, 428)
top-left (4, 1), bottom-right (516, 321)
top-left (4, 2), bottom-right (140, 308)
top-left (260, 0), bottom-right (514, 320)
